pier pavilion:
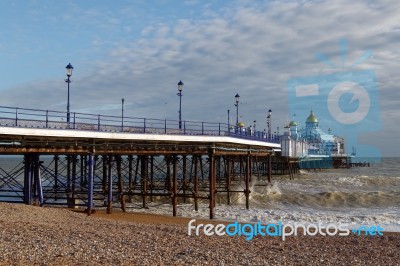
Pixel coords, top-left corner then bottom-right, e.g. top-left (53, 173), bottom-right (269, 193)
top-left (281, 110), bottom-right (351, 168)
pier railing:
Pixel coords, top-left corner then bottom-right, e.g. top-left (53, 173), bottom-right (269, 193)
top-left (0, 106), bottom-right (280, 143)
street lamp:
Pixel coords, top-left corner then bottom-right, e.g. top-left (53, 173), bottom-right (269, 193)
top-left (177, 80), bottom-right (184, 129)
top-left (65, 63), bottom-right (73, 127)
top-left (234, 93), bottom-right (240, 126)
top-left (267, 109), bottom-right (272, 138)
top-left (121, 98), bottom-right (125, 131)
top-left (227, 109), bottom-right (230, 133)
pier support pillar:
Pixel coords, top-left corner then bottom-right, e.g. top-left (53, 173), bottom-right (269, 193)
top-left (209, 148), bottom-right (216, 219)
top-left (30, 154), bottom-right (43, 206)
top-left (194, 155), bottom-right (199, 211)
top-left (128, 155), bottom-right (133, 203)
top-left (66, 155), bottom-right (71, 203)
top-left (226, 156), bottom-right (231, 206)
top-left (150, 156), bottom-right (154, 202)
top-left (182, 155), bottom-right (187, 203)
top-left (245, 153), bottom-right (250, 210)
top-left (87, 152), bottom-right (94, 215)
top-left (116, 155), bottom-right (126, 212)
top-left (172, 155), bottom-right (178, 216)
top-left (23, 154), bottom-right (32, 205)
top-left (68, 155), bottom-right (77, 208)
top-left (268, 154), bottom-right (272, 183)
top-left (166, 156), bottom-right (171, 192)
top-left (248, 156), bottom-right (252, 183)
top-left (80, 155), bottom-right (85, 187)
top-left (36, 158), bottom-right (44, 206)
top-left (107, 155), bottom-right (113, 214)
top-left (102, 155), bottom-right (107, 204)
top-left (54, 155), bottom-right (59, 201)
top-left (141, 155), bottom-right (148, 209)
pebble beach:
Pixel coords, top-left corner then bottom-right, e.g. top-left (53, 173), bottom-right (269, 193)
top-left (0, 202), bottom-right (399, 265)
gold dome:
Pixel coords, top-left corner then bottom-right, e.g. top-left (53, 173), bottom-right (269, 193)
top-left (306, 110), bottom-right (318, 123)
top-left (237, 122), bottom-right (245, 128)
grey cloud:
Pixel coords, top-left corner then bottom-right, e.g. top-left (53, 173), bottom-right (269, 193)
top-left (1, 0), bottom-right (399, 155)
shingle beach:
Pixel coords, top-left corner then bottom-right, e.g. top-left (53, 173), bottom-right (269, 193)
top-left (0, 203), bottom-right (399, 265)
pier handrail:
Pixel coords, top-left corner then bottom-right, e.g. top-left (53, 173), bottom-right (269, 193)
top-left (0, 105), bottom-right (280, 143)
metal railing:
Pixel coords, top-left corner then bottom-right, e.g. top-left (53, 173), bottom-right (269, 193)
top-left (0, 106), bottom-right (280, 143)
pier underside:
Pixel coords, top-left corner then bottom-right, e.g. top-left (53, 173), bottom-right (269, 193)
top-left (0, 130), bottom-right (300, 219)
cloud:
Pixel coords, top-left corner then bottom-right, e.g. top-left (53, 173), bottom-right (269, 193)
top-left (1, 0), bottom-right (399, 155)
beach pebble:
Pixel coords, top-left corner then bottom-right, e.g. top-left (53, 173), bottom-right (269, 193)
top-left (0, 202), bottom-right (399, 265)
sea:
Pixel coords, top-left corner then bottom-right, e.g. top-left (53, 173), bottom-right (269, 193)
top-left (0, 156), bottom-right (399, 232)
top-left (127, 157), bottom-right (400, 232)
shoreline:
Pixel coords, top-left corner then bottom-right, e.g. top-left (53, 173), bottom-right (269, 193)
top-left (80, 199), bottom-right (400, 233)
top-left (73, 208), bottom-right (230, 226)
top-left (1, 203), bottom-right (399, 265)
top-left (77, 208), bottom-right (400, 235)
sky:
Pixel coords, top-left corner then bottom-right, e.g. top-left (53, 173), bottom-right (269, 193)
top-left (0, 0), bottom-right (399, 156)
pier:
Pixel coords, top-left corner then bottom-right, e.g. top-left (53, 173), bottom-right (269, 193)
top-left (0, 106), bottom-right (282, 219)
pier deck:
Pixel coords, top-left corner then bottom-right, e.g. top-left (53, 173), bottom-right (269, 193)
top-left (0, 106), bottom-right (281, 219)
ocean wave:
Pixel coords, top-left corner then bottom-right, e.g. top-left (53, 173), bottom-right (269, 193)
top-left (262, 190), bottom-right (400, 208)
top-left (123, 202), bottom-right (400, 232)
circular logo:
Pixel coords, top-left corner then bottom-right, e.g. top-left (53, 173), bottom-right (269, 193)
top-left (328, 81), bottom-right (370, 124)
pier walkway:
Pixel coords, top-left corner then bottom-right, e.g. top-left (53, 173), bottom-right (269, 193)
top-left (0, 106), bottom-right (280, 219)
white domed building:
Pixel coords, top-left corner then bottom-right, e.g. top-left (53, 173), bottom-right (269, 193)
top-left (281, 110), bottom-right (348, 168)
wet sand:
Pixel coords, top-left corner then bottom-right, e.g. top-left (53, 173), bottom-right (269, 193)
top-left (0, 203), bottom-right (399, 265)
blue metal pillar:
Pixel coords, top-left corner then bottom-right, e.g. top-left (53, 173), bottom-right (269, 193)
top-left (87, 153), bottom-right (94, 215)
top-left (172, 155), bottom-right (177, 216)
top-left (24, 154), bottom-right (32, 205)
top-left (71, 155), bottom-right (77, 202)
top-left (245, 153), bottom-right (250, 210)
top-left (66, 155), bottom-right (71, 202)
top-left (268, 154), bottom-right (272, 183)
top-left (107, 155), bottom-right (113, 214)
top-left (209, 148), bottom-right (215, 219)
top-left (37, 160), bottom-right (44, 206)
top-left (116, 155), bottom-right (126, 212)
top-left (141, 155), bottom-right (148, 209)
top-left (54, 155), bottom-right (59, 201)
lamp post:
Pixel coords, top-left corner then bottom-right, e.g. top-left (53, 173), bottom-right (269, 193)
top-left (177, 80), bottom-right (184, 129)
top-left (234, 93), bottom-right (240, 127)
top-left (227, 109), bottom-right (230, 133)
top-left (121, 98), bottom-right (125, 131)
top-left (267, 109), bottom-right (272, 138)
top-left (65, 63), bottom-right (73, 127)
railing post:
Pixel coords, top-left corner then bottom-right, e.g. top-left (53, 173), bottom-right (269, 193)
top-left (184, 121), bottom-right (186, 135)
top-left (202, 122), bottom-right (204, 135)
top-left (15, 108), bottom-right (18, 126)
top-left (218, 123), bottom-right (221, 136)
top-left (164, 119), bottom-right (167, 134)
top-left (98, 115), bottom-right (101, 131)
top-left (144, 118), bottom-right (146, 133)
top-left (73, 112), bottom-right (76, 129)
top-left (46, 110), bottom-right (48, 128)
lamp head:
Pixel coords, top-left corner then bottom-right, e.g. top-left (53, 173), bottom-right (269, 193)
top-left (65, 63), bottom-right (73, 76)
top-left (178, 80), bottom-right (184, 92)
top-left (235, 93), bottom-right (240, 103)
